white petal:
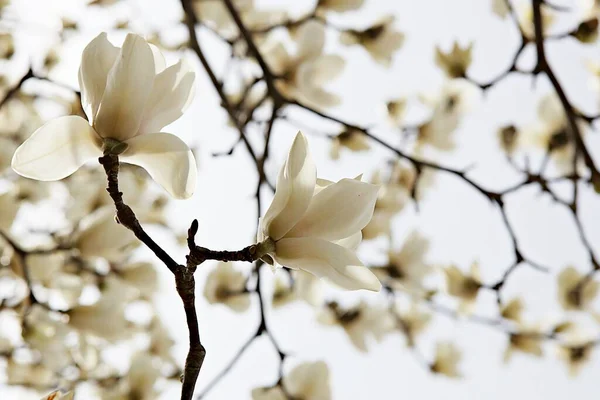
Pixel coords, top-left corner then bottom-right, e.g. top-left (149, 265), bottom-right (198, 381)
top-left (286, 178), bottom-right (379, 241)
top-left (78, 32), bottom-right (119, 124)
top-left (138, 59), bottom-right (196, 135)
top-left (121, 133), bottom-right (196, 199)
top-left (296, 20), bottom-right (325, 61)
top-left (335, 231), bottom-right (362, 250)
top-left (304, 55), bottom-right (345, 85)
top-left (261, 132), bottom-right (316, 240)
top-left (11, 116), bottom-right (100, 181)
top-left (275, 237), bottom-right (381, 291)
top-left (94, 33), bottom-right (155, 141)
top-left (149, 43), bottom-right (166, 73)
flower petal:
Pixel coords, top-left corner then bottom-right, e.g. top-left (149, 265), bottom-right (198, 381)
top-left (121, 132), bottom-right (196, 199)
top-left (137, 59), bottom-right (196, 135)
top-left (286, 178), bottom-right (379, 241)
top-left (94, 33), bottom-right (155, 141)
top-left (335, 231), bottom-right (362, 250)
top-left (78, 32), bottom-right (119, 124)
top-left (275, 237), bottom-right (381, 291)
top-left (261, 132), bottom-right (316, 240)
top-left (149, 43), bottom-right (166, 73)
top-left (11, 116), bottom-right (100, 181)
top-left (296, 20), bottom-right (325, 61)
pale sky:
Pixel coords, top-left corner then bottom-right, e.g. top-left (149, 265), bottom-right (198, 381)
top-left (3, 0), bottom-right (600, 399)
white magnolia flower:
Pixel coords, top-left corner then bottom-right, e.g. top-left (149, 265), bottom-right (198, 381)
top-left (431, 341), bottom-right (462, 378)
top-left (11, 33), bottom-right (197, 199)
top-left (23, 305), bottom-right (72, 372)
top-left (7, 359), bottom-right (56, 387)
top-left (340, 16), bottom-right (404, 67)
top-left (203, 262), bottom-right (251, 312)
top-left (317, 300), bottom-right (394, 351)
top-left (263, 21), bottom-right (345, 109)
top-left (252, 361), bottom-right (331, 400)
top-left (256, 132), bottom-right (381, 292)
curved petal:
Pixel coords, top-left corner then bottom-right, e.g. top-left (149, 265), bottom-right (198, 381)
top-left (121, 133), bottom-right (196, 199)
top-left (305, 55), bottom-right (345, 85)
top-left (149, 43), bottom-right (166, 73)
top-left (275, 237), bottom-right (381, 291)
top-left (11, 116), bottom-right (101, 181)
top-left (286, 178), bottom-right (379, 241)
top-left (137, 59), bottom-right (196, 135)
top-left (296, 20), bottom-right (325, 61)
top-left (78, 32), bottom-right (119, 124)
top-left (94, 33), bottom-right (155, 141)
top-left (261, 132), bottom-right (316, 240)
top-left (335, 231), bottom-right (362, 250)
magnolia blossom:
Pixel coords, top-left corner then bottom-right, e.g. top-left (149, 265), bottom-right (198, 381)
top-left (557, 266), bottom-right (599, 311)
top-left (317, 300), bottom-right (394, 351)
top-left (517, 2), bottom-right (554, 39)
top-left (374, 231), bottom-right (431, 291)
top-left (340, 16), bottom-right (404, 67)
top-left (7, 359), bottom-right (56, 387)
top-left (386, 98), bottom-right (406, 126)
top-left (11, 33), bottom-right (197, 199)
top-left (492, 0), bottom-right (510, 18)
top-left (417, 79), bottom-right (476, 153)
top-left (557, 335), bottom-right (595, 377)
top-left (430, 341), bottom-right (462, 378)
top-left (435, 41), bottom-right (473, 79)
top-left (498, 125), bottom-right (519, 154)
top-left (272, 270), bottom-right (322, 308)
top-left (0, 32), bottom-right (13, 59)
top-left (394, 302), bottom-right (432, 348)
top-left (263, 21), bottom-right (345, 109)
top-left (203, 262), bottom-right (251, 312)
top-left (444, 262), bottom-right (482, 314)
top-left (316, 0), bottom-right (364, 13)
top-left (500, 297), bottom-right (524, 322)
top-left (329, 129), bottom-right (370, 160)
top-left (256, 132), bottom-right (381, 292)
top-left (504, 324), bottom-right (544, 363)
top-left (252, 361), bottom-right (331, 400)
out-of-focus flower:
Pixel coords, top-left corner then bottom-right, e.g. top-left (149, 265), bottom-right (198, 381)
top-left (11, 33), bottom-right (197, 199)
top-left (498, 125), bottom-right (520, 154)
top-left (101, 352), bottom-right (161, 399)
top-left (373, 231), bottom-right (431, 291)
top-left (430, 341), bottom-right (462, 378)
top-left (444, 262), bottom-right (482, 314)
top-left (492, 0), bottom-right (510, 18)
top-left (203, 262), bottom-right (250, 312)
top-left (263, 21), bottom-right (345, 109)
top-left (0, 190), bottom-right (19, 231)
top-left (0, 33), bottom-right (14, 59)
top-left (40, 391), bottom-right (74, 400)
top-left (7, 359), bottom-right (56, 387)
top-left (503, 325), bottom-right (544, 362)
top-left (394, 302), bottom-right (431, 347)
top-left (557, 266), bottom-right (599, 311)
top-left (572, 16), bottom-right (599, 43)
top-left (272, 270), bottom-right (322, 308)
top-left (329, 129), bottom-right (370, 159)
top-left (117, 262), bottom-right (158, 299)
top-left (257, 132), bottom-right (380, 292)
top-left (193, 0), bottom-right (286, 37)
top-left (68, 277), bottom-right (136, 341)
top-left (517, 2), bottom-right (554, 40)
top-left (74, 206), bottom-right (138, 262)
top-left (252, 361), bottom-right (331, 400)
top-left (316, 0), bottom-right (364, 13)
top-left (386, 98), bottom-right (406, 126)
top-left (340, 16), bottom-right (404, 67)
top-left (557, 335), bottom-right (595, 377)
top-left (417, 79), bottom-right (476, 152)
top-left (435, 41), bottom-right (473, 79)
top-left (317, 300), bottom-right (394, 351)
top-left (500, 297), bottom-right (524, 322)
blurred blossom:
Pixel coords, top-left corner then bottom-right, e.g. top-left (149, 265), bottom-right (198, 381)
top-left (557, 334), bottom-right (595, 377)
top-left (263, 21), bottom-right (345, 109)
top-left (491, 0), bottom-right (510, 18)
top-left (503, 325), bottom-right (544, 362)
top-left (394, 302), bottom-right (432, 347)
top-left (329, 129), bottom-right (370, 160)
top-left (203, 262), bottom-right (251, 312)
top-left (435, 41), bottom-right (473, 79)
top-left (430, 341), bottom-right (462, 378)
top-left (317, 300), bottom-right (394, 351)
top-left (252, 361), bottom-right (331, 400)
top-left (500, 297), bottom-right (524, 322)
top-left (340, 15), bottom-right (404, 67)
top-left (257, 132), bottom-right (381, 292)
top-left (316, 0), bottom-right (364, 13)
top-left (557, 266), bottom-right (599, 311)
top-left (0, 33), bottom-right (14, 59)
top-left (272, 269), bottom-right (322, 308)
top-left (444, 262), bottom-right (482, 314)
